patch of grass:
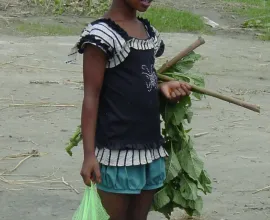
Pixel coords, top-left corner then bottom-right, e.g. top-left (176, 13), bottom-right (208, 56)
top-left (29, 0), bottom-right (111, 16)
top-left (223, 0), bottom-right (270, 40)
top-left (260, 32), bottom-right (270, 40)
top-left (224, 0), bottom-right (267, 5)
top-left (141, 7), bottom-right (207, 33)
top-left (14, 22), bottom-right (84, 36)
top-left (223, 0), bottom-right (270, 18)
top-left (16, 2), bottom-right (207, 36)
top-left (31, 1), bottom-right (207, 33)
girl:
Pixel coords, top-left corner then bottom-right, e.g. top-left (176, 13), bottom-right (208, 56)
top-left (68, 0), bottom-right (191, 219)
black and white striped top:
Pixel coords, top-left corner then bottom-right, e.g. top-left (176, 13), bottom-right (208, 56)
top-left (67, 17), bottom-right (164, 66)
top-left (67, 17), bottom-right (168, 167)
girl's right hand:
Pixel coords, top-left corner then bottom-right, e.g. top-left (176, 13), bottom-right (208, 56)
top-left (80, 155), bottom-right (101, 186)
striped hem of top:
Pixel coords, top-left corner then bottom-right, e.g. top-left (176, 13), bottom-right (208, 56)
top-left (95, 146), bottom-right (168, 167)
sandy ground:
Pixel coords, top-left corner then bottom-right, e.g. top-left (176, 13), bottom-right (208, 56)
top-left (0, 32), bottom-right (270, 220)
top-left (1, 0), bottom-right (270, 219)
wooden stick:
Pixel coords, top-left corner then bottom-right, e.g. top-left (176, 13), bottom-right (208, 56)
top-left (157, 36), bottom-right (260, 113)
top-left (157, 36), bottom-right (205, 74)
top-left (158, 74), bottom-right (260, 113)
top-left (192, 85), bottom-right (260, 113)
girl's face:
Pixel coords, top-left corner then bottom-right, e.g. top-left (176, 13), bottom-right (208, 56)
top-left (125, 0), bottom-right (153, 12)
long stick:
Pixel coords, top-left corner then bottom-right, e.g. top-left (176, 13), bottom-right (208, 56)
top-left (157, 37), bottom-right (260, 113)
top-left (158, 36), bottom-right (205, 74)
top-left (158, 74), bottom-right (260, 113)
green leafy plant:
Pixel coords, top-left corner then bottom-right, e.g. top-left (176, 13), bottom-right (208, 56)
top-left (87, 0), bottom-right (112, 16)
top-left (30, 0), bottom-right (111, 16)
top-left (65, 51), bottom-right (212, 218)
top-left (153, 52), bottom-right (212, 218)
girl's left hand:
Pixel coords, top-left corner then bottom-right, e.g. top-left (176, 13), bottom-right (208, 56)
top-left (160, 81), bottom-right (192, 102)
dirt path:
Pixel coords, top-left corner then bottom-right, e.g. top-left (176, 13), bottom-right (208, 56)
top-left (0, 32), bottom-right (270, 220)
top-left (1, 1), bottom-right (270, 220)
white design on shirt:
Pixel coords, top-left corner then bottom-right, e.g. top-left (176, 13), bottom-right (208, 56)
top-left (142, 65), bottom-right (158, 92)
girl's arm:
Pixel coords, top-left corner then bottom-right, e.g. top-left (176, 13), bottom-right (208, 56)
top-left (80, 45), bottom-right (107, 185)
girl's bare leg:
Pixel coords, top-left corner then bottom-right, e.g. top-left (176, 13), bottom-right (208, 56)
top-left (98, 189), bottom-right (131, 220)
top-left (128, 190), bottom-right (157, 220)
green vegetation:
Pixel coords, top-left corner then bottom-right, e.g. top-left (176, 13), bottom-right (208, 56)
top-left (224, 0), bottom-right (267, 6)
top-left (14, 21), bottom-right (84, 36)
top-left (27, 1), bottom-right (206, 34)
top-left (141, 7), bottom-right (206, 33)
top-left (30, 0), bottom-right (111, 16)
top-left (224, 0), bottom-right (270, 40)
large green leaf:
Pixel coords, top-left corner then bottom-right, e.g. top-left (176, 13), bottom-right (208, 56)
top-left (199, 170), bottom-right (212, 194)
top-left (185, 109), bottom-right (193, 123)
top-left (165, 97), bottom-right (191, 126)
top-left (172, 105), bottom-right (186, 126)
top-left (165, 122), bottom-right (182, 140)
top-left (165, 102), bottom-right (175, 123)
top-left (180, 174), bottom-right (198, 201)
top-left (168, 51), bottom-right (201, 73)
top-left (192, 91), bottom-right (204, 100)
top-left (187, 196), bottom-right (203, 213)
top-left (194, 196), bottom-right (203, 213)
top-left (171, 73), bottom-right (191, 83)
top-left (153, 185), bottom-right (171, 210)
top-left (157, 203), bottom-right (176, 219)
top-left (179, 139), bottom-right (204, 181)
top-left (185, 207), bottom-right (196, 217)
top-left (165, 145), bottom-right (182, 182)
top-left (172, 188), bottom-right (188, 208)
top-left (180, 51), bottom-right (201, 63)
top-left (189, 74), bottom-right (205, 88)
top-left (197, 180), bottom-right (205, 193)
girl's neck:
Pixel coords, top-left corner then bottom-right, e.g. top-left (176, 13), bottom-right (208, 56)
top-left (105, 0), bottom-right (137, 21)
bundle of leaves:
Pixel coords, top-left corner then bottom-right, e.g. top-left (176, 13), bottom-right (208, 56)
top-left (65, 51), bottom-right (212, 218)
top-left (153, 52), bottom-right (212, 218)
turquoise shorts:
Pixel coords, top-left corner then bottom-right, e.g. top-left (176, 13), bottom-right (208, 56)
top-left (96, 157), bottom-right (166, 194)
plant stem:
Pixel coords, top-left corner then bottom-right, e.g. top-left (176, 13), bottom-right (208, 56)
top-left (65, 126), bottom-right (82, 156)
top-left (158, 73), bottom-right (260, 113)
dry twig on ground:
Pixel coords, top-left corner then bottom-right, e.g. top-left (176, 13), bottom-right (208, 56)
top-left (253, 185), bottom-right (270, 194)
top-left (0, 150), bottom-right (40, 175)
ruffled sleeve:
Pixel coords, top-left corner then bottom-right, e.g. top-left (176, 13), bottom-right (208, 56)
top-left (66, 22), bottom-right (117, 64)
top-left (152, 26), bottom-right (165, 58)
top-left (77, 23), bottom-right (115, 58)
